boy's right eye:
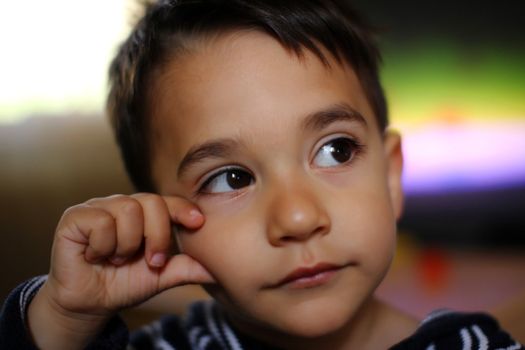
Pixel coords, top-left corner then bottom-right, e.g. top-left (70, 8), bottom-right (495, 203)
top-left (199, 167), bottom-right (254, 194)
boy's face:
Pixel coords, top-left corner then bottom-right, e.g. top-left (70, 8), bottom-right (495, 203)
top-left (150, 31), bottom-right (403, 338)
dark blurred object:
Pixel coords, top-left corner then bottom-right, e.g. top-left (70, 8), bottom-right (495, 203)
top-left (354, 0), bottom-right (525, 47)
top-left (400, 186), bottom-right (525, 248)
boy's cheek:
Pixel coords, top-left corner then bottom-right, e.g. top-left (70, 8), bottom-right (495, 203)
top-left (177, 214), bottom-right (267, 280)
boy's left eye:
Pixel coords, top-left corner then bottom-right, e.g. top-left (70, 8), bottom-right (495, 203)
top-left (199, 167), bottom-right (254, 194)
top-left (313, 137), bottom-right (360, 168)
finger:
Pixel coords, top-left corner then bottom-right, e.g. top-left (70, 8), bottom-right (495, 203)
top-left (55, 205), bottom-right (117, 264)
top-left (86, 195), bottom-right (144, 264)
top-left (157, 254), bottom-right (216, 291)
top-left (79, 208), bottom-right (117, 263)
top-left (163, 196), bottom-right (204, 230)
top-left (132, 194), bottom-right (173, 268)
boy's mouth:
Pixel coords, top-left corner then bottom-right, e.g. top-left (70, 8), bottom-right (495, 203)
top-left (271, 262), bottom-right (347, 289)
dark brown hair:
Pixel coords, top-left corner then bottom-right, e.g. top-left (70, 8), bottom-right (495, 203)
top-left (107, 0), bottom-right (388, 192)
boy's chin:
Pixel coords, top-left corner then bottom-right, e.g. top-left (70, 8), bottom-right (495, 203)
top-left (272, 302), bottom-right (356, 338)
top-left (206, 281), bottom-right (376, 342)
top-left (225, 297), bottom-right (362, 343)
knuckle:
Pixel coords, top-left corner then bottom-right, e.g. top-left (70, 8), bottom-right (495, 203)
top-left (85, 196), bottom-right (105, 205)
top-left (62, 203), bottom-right (88, 217)
top-left (119, 197), bottom-right (142, 216)
top-left (86, 194), bottom-right (127, 206)
top-left (57, 204), bottom-right (92, 231)
top-left (92, 212), bottom-right (115, 232)
top-left (107, 194), bottom-right (127, 202)
top-left (135, 193), bottom-right (164, 209)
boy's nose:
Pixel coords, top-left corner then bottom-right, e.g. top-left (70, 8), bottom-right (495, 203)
top-left (265, 180), bottom-right (331, 246)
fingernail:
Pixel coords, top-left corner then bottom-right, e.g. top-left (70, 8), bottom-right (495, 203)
top-left (189, 209), bottom-right (203, 219)
top-left (150, 253), bottom-right (167, 267)
top-left (110, 256), bottom-right (126, 265)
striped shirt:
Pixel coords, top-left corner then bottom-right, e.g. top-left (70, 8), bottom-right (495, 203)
top-left (1, 276), bottom-right (523, 350)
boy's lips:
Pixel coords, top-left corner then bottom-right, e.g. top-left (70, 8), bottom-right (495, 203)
top-left (270, 262), bottom-right (350, 289)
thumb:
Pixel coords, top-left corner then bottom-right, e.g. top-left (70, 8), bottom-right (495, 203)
top-left (157, 254), bottom-right (216, 291)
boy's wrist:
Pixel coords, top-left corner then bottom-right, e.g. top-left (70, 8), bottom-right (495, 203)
top-left (27, 282), bottom-right (112, 350)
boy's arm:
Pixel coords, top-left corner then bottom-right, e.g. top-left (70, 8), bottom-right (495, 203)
top-left (0, 277), bottom-right (46, 350)
top-left (27, 281), bottom-right (128, 350)
top-left (0, 277), bottom-right (129, 350)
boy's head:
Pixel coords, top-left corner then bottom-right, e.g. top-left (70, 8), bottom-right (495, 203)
top-left (108, 0), bottom-right (403, 344)
top-left (108, 0), bottom-right (388, 193)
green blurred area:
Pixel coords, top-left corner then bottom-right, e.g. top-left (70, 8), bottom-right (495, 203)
top-left (382, 43), bottom-right (525, 125)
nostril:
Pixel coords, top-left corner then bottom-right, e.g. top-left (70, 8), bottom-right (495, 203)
top-left (314, 226), bottom-right (327, 236)
top-left (279, 224), bottom-right (328, 243)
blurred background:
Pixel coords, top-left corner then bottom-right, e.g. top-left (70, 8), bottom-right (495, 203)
top-left (1, 0), bottom-right (524, 334)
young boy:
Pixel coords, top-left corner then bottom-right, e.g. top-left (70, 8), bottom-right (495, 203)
top-left (1, 0), bottom-right (522, 349)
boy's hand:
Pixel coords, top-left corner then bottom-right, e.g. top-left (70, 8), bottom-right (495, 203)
top-left (28, 194), bottom-right (214, 349)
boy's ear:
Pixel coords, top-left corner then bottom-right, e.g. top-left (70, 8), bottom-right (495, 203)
top-left (383, 129), bottom-right (404, 220)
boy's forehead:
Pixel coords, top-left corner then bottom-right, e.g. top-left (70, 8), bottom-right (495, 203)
top-left (149, 30), bottom-right (377, 159)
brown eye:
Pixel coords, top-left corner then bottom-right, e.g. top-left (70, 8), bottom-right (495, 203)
top-left (226, 170), bottom-right (252, 189)
top-left (313, 137), bottom-right (356, 168)
top-left (201, 168), bottom-right (254, 194)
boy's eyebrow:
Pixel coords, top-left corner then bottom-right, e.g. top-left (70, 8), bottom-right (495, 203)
top-left (177, 138), bottom-right (238, 177)
top-left (301, 103), bottom-right (368, 131)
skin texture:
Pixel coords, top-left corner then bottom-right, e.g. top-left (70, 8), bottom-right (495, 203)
top-left (150, 31), bottom-right (414, 349)
top-left (27, 30), bottom-right (417, 350)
